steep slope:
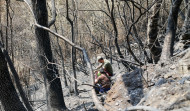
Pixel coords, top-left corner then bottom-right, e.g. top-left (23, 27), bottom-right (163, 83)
top-left (104, 49), bottom-right (190, 111)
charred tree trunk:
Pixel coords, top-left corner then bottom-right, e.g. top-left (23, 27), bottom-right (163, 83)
top-left (0, 42), bottom-right (33, 111)
top-left (53, 23), bottom-right (68, 87)
top-left (31, 0), bottom-right (67, 110)
top-left (183, 0), bottom-right (190, 31)
top-left (5, 0), bottom-right (9, 51)
top-left (59, 24), bottom-right (68, 87)
top-left (0, 45), bottom-right (27, 111)
top-left (66, 0), bottom-right (78, 95)
top-left (147, 0), bottom-right (162, 63)
top-left (160, 0), bottom-right (182, 61)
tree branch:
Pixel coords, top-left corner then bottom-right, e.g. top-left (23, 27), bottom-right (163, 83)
top-left (23, 1), bottom-right (106, 110)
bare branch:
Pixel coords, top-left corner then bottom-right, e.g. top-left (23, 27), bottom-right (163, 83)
top-left (23, 1), bottom-right (107, 110)
top-left (78, 9), bottom-right (111, 19)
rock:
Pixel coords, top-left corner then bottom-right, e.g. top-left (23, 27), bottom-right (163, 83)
top-left (174, 42), bottom-right (184, 51)
top-left (155, 78), bottom-right (167, 86)
top-left (170, 64), bottom-right (176, 70)
top-left (167, 78), bottom-right (175, 83)
top-left (118, 108), bottom-right (122, 111)
top-left (115, 102), bottom-right (119, 106)
top-left (185, 92), bottom-right (190, 100)
top-left (164, 73), bottom-right (173, 79)
top-left (181, 33), bottom-right (190, 40)
top-left (179, 76), bottom-right (190, 84)
top-left (184, 41), bottom-right (190, 49)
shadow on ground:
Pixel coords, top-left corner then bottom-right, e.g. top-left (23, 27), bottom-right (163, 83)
top-left (122, 69), bottom-right (144, 105)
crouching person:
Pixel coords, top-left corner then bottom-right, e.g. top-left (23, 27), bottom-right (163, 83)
top-left (94, 70), bottom-right (111, 94)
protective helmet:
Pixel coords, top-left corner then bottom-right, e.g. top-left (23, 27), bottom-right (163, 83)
top-left (97, 56), bottom-right (103, 61)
